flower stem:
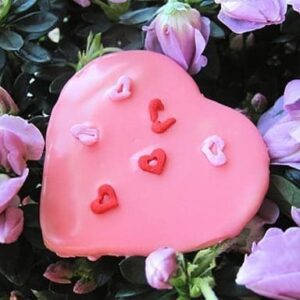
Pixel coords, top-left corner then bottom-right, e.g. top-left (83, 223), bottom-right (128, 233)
top-left (198, 279), bottom-right (218, 300)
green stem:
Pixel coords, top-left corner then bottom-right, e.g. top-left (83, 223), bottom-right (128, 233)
top-left (102, 47), bottom-right (122, 54)
top-left (198, 279), bottom-right (218, 300)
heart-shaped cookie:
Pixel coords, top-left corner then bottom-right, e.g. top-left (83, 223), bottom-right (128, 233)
top-left (40, 51), bottom-right (269, 257)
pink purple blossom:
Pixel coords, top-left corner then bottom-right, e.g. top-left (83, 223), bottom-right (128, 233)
top-left (73, 0), bottom-right (91, 7)
top-left (0, 115), bottom-right (44, 175)
top-left (145, 247), bottom-right (178, 290)
top-left (0, 206), bottom-right (24, 244)
top-left (0, 170), bottom-right (28, 214)
top-left (236, 207), bottom-right (300, 300)
top-left (216, 0), bottom-right (287, 34)
top-left (258, 80), bottom-right (300, 170)
top-left (288, 0), bottom-right (300, 12)
top-left (143, 0), bottom-right (210, 75)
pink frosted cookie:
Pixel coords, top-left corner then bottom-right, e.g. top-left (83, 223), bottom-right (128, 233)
top-left (40, 50), bottom-right (269, 258)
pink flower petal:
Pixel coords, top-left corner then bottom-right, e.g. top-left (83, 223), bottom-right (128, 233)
top-left (0, 115), bottom-right (44, 161)
top-left (0, 206), bottom-right (24, 244)
top-left (0, 169), bottom-right (28, 214)
top-left (291, 206), bottom-right (300, 227)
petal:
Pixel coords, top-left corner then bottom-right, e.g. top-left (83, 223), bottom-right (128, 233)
top-left (218, 10), bottom-right (266, 34)
top-left (258, 97), bottom-right (285, 135)
top-left (156, 25), bottom-right (189, 70)
top-left (0, 206), bottom-right (24, 244)
top-left (0, 115), bottom-right (44, 161)
top-left (247, 273), bottom-right (300, 300)
top-left (143, 22), bottom-right (163, 54)
top-left (291, 206), bottom-right (300, 227)
top-left (0, 169), bottom-right (28, 214)
top-left (189, 29), bottom-right (208, 75)
top-left (283, 80), bottom-right (300, 113)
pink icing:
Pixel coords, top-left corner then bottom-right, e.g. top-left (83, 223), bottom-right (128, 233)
top-left (201, 135), bottom-right (227, 167)
top-left (108, 75), bottom-right (132, 101)
top-left (70, 124), bottom-right (99, 146)
top-left (40, 51), bottom-right (269, 257)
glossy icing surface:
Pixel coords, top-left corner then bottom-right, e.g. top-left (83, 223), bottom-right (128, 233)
top-left (40, 50), bottom-right (269, 257)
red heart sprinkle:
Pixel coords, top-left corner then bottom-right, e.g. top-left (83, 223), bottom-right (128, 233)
top-left (149, 99), bottom-right (176, 133)
top-left (91, 184), bottom-right (118, 214)
top-left (149, 99), bottom-right (164, 122)
top-left (151, 118), bottom-right (176, 134)
top-left (138, 149), bottom-right (167, 175)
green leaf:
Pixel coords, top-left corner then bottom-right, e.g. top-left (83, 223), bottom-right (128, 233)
top-left (94, 256), bottom-right (119, 286)
top-left (12, 12), bottom-right (57, 33)
top-left (49, 72), bottom-right (73, 94)
top-left (115, 285), bottom-right (150, 298)
top-left (94, 0), bottom-right (130, 21)
top-left (0, 30), bottom-right (23, 51)
top-left (0, 49), bottom-right (6, 70)
top-left (12, 0), bottom-right (37, 13)
top-left (119, 7), bottom-right (158, 25)
top-left (210, 21), bottom-right (225, 39)
top-left (268, 175), bottom-right (300, 216)
top-left (119, 256), bottom-right (147, 285)
top-left (18, 42), bottom-right (51, 63)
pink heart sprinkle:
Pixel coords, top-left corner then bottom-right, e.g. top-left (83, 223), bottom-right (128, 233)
top-left (201, 135), bottom-right (227, 167)
top-left (70, 124), bottom-right (99, 146)
top-left (108, 75), bottom-right (132, 101)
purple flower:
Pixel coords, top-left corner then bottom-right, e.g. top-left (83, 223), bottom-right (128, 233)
top-left (145, 247), bottom-right (178, 290)
top-left (0, 88), bottom-right (18, 115)
top-left (0, 170), bottom-right (28, 214)
top-left (216, 0), bottom-right (287, 34)
top-left (288, 0), bottom-right (300, 12)
top-left (0, 115), bottom-right (44, 175)
top-left (236, 208), bottom-right (300, 300)
top-left (0, 206), bottom-right (24, 244)
top-left (232, 199), bottom-right (279, 253)
top-left (73, 0), bottom-right (91, 7)
top-left (143, 0), bottom-right (210, 75)
top-left (251, 93), bottom-right (268, 112)
top-left (43, 261), bottom-right (74, 284)
top-left (291, 207), bottom-right (300, 227)
top-left (258, 80), bottom-right (300, 170)
top-left (73, 278), bottom-right (97, 294)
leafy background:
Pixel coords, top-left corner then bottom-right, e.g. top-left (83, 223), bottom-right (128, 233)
top-left (1, 0), bottom-right (300, 299)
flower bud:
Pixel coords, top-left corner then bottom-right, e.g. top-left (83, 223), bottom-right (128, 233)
top-left (73, 278), bottom-right (97, 294)
top-left (251, 93), bottom-right (268, 112)
top-left (43, 261), bottom-right (74, 284)
top-left (143, 0), bottom-right (210, 75)
top-left (145, 247), bottom-right (178, 290)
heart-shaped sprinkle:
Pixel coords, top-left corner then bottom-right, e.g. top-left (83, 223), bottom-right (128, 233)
top-left (201, 135), bottom-right (227, 167)
top-left (138, 148), bottom-right (167, 175)
top-left (91, 184), bottom-right (118, 214)
top-left (108, 75), bottom-right (132, 101)
top-left (70, 124), bottom-right (99, 146)
top-left (152, 119), bottom-right (177, 134)
top-left (149, 99), bottom-right (176, 133)
top-left (149, 99), bottom-right (164, 122)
